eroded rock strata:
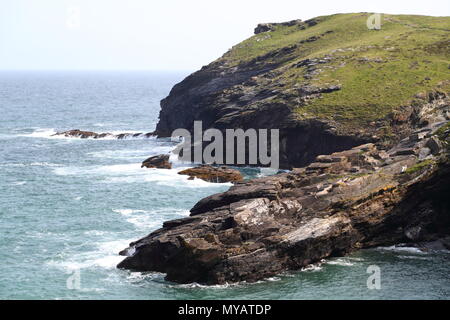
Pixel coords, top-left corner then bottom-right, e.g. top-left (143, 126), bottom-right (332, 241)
top-left (118, 13), bottom-right (450, 284)
top-left (154, 13), bottom-right (450, 169)
top-left (118, 121), bottom-right (450, 284)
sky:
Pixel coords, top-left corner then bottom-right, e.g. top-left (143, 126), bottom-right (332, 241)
top-left (0, 0), bottom-right (449, 71)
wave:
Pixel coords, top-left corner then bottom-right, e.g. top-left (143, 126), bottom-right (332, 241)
top-left (18, 128), bottom-right (155, 140)
top-left (301, 260), bottom-right (325, 272)
top-left (47, 238), bottom-right (133, 271)
top-left (113, 208), bottom-right (189, 230)
top-left (53, 162), bottom-right (233, 188)
top-left (376, 245), bottom-right (426, 254)
top-left (19, 128), bottom-right (58, 138)
top-left (0, 162), bottom-right (62, 168)
top-left (325, 258), bottom-right (355, 266)
top-left (87, 147), bottom-right (173, 160)
top-left (11, 181), bottom-right (27, 186)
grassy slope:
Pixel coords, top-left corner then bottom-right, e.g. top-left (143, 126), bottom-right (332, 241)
top-left (219, 13), bottom-right (450, 129)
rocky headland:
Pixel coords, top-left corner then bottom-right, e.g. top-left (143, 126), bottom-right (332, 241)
top-left (118, 119), bottom-right (450, 284)
top-left (117, 13), bottom-right (450, 284)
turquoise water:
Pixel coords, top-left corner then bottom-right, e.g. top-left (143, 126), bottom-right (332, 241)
top-left (0, 71), bottom-right (448, 300)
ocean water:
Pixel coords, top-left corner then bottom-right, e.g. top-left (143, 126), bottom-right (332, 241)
top-left (0, 71), bottom-right (448, 300)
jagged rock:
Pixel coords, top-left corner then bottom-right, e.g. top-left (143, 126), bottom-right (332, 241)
top-left (254, 23), bottom-right (275, 34)
top-left (426, 136), bottom-right (443, 155)
top-left (141, 154), bottom-right (172, 169)
top-left (394, 148), bottom-right (416, 156)
top-left (53, 129), bottom-right (155, 139)
top-left (418, 147), bottom-right (431, 160)
top-left (178, 165), bottom-right (243, 183)
top-left (315, 155), bottom-right (346, 163)
top-left (118, 133), bottom-right (450, 284)
top-left (410, 132), bottom-right (428, 142)
top-left (53, 129), bottom-right (105, 139)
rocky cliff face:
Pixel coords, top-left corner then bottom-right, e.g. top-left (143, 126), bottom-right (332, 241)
top-left (117, 13), bottom-right (450, 284)
top-left (118, 117), bottom-right (450, 284)
top-left (155, 13), bottom-right (450, 169)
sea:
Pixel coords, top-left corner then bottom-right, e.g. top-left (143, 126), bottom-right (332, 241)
top-left (0, 71), bottom-right (448, 299)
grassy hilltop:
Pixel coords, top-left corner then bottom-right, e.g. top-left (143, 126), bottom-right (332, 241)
top-left (218, 13), bottom-right (450, 128)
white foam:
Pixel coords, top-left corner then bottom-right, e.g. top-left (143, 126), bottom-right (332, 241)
top-left (113, 208), bottom-right (189, 230)
top-left (54, 162), bottom-right (233, 188)
top-left (301, 261), bottom-right (324, 272)
top-left (325, 258), bottom-right (355, 266)
top-left (376, 245), bottom-right (426, 254)
top-left (47, 238), bottom-right (133, 271)
top-left (88, 147), bottom-right (173, 160)
top-left (20, 128), bottom-right (57, 138)
top-left (19, 128), bottom-right (154, 140)
top-left (53, 163), bottom-right (141, 176)
top-left (11, 181), bottom-right (27, 186)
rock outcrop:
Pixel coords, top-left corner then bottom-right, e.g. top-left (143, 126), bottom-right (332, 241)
top-left (154, 13), bottom-right (450, 169)
top-left (178, 165), bottom-right (243, 183)
top-left (53, 129), bottom-right (154, 139)
top-left (117, 13), bottom-right (450, 284)
top-left (117, 120), bottom-right (450, 284)
top-left (141, 154), bottom-right (172, 169)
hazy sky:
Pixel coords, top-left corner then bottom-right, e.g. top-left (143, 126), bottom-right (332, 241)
top-left (1, 0), bottom-right (449, 71)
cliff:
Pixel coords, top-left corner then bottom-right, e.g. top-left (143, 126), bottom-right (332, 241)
top-left (155, 13), bottom-right (450, 168)
top-left (116, 13), bottom-right (450, 284)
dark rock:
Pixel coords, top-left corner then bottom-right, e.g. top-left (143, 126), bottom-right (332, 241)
top-left (53, 129), bottom-right (105, 139)
top-left (141, 154), bottom-right (172, 169)
top-left (53, 129), bottom-right (155, 139)
top-left (118, 137), bottom-right (450, 284)
top-left (426, 136), bottom-right (442, 155)
top-left (254, 23), bottom-right (275, 34)
top-left (178, 165), bottom-right (243, 183)
top-left (418, 147), bottom-right (431, 160)
top-left (394, 148), bottom-right (416, 156)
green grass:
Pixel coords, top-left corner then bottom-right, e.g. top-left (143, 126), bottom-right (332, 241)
top-left (218, 13), bottom-right (450, 128)
top-left (404, 159), bottom-right (435, 174)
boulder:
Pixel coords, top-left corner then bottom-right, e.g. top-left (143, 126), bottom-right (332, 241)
top-left (141, 154), bottom-right (172, 169)
top-left (178, 165), bottom-right (243, 183)
top-left (254, 23), bottom-right (275, 34)
top-left (426, 136), bottom-right (443, 155)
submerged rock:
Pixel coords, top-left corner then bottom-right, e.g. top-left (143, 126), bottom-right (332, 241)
top-left (141, 154), bottom-right (172, 169)
top-left (178, 165), bottom-right (243, 183)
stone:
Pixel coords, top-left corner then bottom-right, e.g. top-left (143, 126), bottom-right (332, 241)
top-left (418, 147), bottom-right (431, 160)
top-left (394, 148), bottom-right (416, 156)
top-left (254, 23), bottom-right (275, 34)
top-left (141, 154), bottom-right (172, 169)
top-left (425, 136), bottom-right (442, 155)
top-left (178, 165), bottom-right (243, 183)
top-left (409, 132), bottom-right (427, 142)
